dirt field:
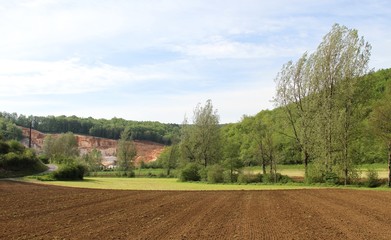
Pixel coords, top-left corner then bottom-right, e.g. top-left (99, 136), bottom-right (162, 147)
top-left (1, 181), bottom-right (391, 239)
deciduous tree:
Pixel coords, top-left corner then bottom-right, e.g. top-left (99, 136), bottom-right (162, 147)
top-left (117, 127), bottom-right (137, 174)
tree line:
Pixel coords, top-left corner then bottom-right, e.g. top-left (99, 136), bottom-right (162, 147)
top-left (0, 113), bottom-right (180, 145)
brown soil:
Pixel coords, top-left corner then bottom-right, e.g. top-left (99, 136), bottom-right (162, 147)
top-left (1, 181), bottom-right (391, 239)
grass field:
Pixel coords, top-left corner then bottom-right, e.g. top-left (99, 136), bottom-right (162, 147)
top-left (244, 163), bottom-right (389, 179)
top-left (28, 177), bottom-right (317, 190)
top-left (27, 176), bottom-right (391, 191)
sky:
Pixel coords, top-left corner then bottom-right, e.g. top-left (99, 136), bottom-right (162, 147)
top-left (0, 0), bottom-right (390, 124)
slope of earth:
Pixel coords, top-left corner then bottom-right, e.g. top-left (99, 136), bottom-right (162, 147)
top-left (20, 127), bottom-right (164, 164)
top-left (1, 181), bottom-right (391, 240)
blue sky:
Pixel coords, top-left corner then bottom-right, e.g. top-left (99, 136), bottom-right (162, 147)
top-left (0, 0), bottom-right (390, 123)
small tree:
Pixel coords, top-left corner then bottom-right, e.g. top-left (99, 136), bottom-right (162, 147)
top-left (220, 123), bottom-right (243, 182)
top-left (43, 132), bottom-right (79, 163)
top-left (83, 148), bottom-right (103, 172)
top-left (117, 127), bottom-right (137, 176)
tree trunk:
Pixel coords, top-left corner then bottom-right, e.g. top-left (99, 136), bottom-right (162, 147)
top-left (262, 159), bottom-right (266, 175)
top-left (304, 150), bottom-right (309, 179)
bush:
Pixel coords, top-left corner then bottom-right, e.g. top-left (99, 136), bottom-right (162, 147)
top-left (224, 170), bottom-right (239, 183)
top-left (207, 164), bottom-right (224, 183)
top-left (306, 163), bottom-right (325, 183)
top-left (0, 141), bottom-right (10, 154)
top-left (7, 140), bottom-right (25, 154)
top-left (179, 163), bottom-right (200, 182)
top-left (116, 170), bottom-right (135, 178)
top-left (365, 168), bottom-right (380, 188)
top-left (52, 163), bottom-right (86, 180)
top-left (38, 155), bottom-right (50, 164)
top-left (237, 173), bottom-right (262, 184)
top-left (0, 152), bottom-right (41, 171)
top-left (263, 173), bottom-right (292, 184)
top-left (324, 171), bottom-right (339, 184)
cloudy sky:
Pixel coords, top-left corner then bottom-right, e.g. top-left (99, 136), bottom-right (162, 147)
top-left (0, 0), bottom-right (390, 123)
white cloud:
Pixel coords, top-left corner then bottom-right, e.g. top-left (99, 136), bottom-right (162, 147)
top-left (172, 36), bottom-right (305, 60)
top-left (0, 0), bottom-right (389, 123)
top-left (0, 58), bottom-right (168, 96)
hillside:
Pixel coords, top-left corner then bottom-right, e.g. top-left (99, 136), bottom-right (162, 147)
top-left (20, 127), bottom-right (165, 166)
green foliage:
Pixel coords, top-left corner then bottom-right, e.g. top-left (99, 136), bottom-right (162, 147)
top-left (82, 148), bottom-right (103, 172)
top-left (179, 163), bottom-right (201, 182)
top-left (38, 155), bottom-right (50, 164)
top-left (8, 140), bottom-right (25, 153)
top-left (0, 117), bottom-right (23, 141)
top-left (262, 173), bottom-right (292, 184)
top-left (0, 141), bottom-right (10, 154)
top-left (117, 128), bottom-right (137, 172)
top-left (237, 173), bottom-right (262, 184)
top-left (51, 163), bottom-right (86, 181)
top-left (180, 100), bottom-right (221, 168)
top-left (365, 168), bottom-right (380, 188)
top-left (0, 140), bottom-right (47, 177)
top-left (156, 145), bottom-right (179, 175)
top-left (206, 164), bottom-right (224, 183)
top-left (1, 112), bottom-right (179, 145)
top-left (43, 132), bottom-right (79, 162)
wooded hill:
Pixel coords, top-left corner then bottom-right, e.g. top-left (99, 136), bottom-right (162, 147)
top-left (0, 113), bottom-right (180, 145)
top-left (222, 67), bottom-right (390, 166)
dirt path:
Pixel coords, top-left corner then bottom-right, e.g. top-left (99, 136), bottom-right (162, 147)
top-left (1, 181), bottom-right (391, 239)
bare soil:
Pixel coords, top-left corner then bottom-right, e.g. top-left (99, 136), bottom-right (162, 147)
top-left (1, 181), bottom-right (391, 240)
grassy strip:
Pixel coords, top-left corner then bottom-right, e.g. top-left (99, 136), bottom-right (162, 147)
top-left (26, 177), bottom-right (391, 191)
top-left (27, 177), bottom-right (316, 191)
top-left (244, 164), bottom-right (389, 178)
top-left (24, 177), bottom-right (391, 191)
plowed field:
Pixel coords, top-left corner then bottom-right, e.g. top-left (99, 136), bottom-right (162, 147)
top-left (1, 181), bottom-right (391, 239)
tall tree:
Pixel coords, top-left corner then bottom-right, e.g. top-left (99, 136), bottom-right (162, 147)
top-left (180, 100), bottom-right (221, 168)
top-left (117, 127), bottom-right (137, 174)
top-left (275, 24), bottom-right (371, 183)
top-left (274, 53), bottom-right (316, 178)
top-left (312, 24), bottom-right (371, 183)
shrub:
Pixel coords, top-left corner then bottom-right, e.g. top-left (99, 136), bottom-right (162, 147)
top-left (179, 163), bottom-right (200, 182)
top-left (223, 170), bottom-right (239, 183)
top-left (52, 163), bottom-right (86, 180)
top-left (7, 140), bottom-right (25, 154)
top-left (237, 173), bottom-right (262, 184)
top-left (0, 141), bottom-right (10, 154)
top-left (365, 168), bottom-right (380, 188)
top-left (263, 173), bottom-right (292, 184)
top-left (38, 155), bottom-right (50, 164)
top-left (324, 171), bottom-right (339, 184)
top-left (207, 164), bottom-right (224, 183)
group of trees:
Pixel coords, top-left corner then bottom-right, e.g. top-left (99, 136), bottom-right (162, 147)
top-left (156, 24), bottom-right (390, 186)
top-left (41, 130), bottom-right (138, 178)
top-left (274, 24), bottom-right (372, 184)
top-left (0, 113), bottom-right (180, 145)
top-left (0, 118), bottom-right (22, 141)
